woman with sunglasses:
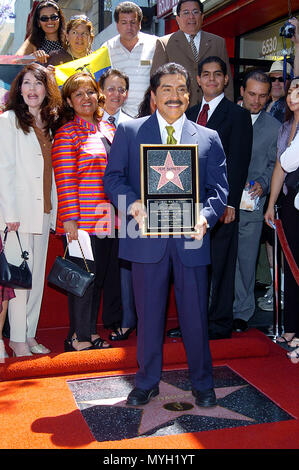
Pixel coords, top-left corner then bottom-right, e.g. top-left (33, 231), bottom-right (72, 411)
top-left (16, 1), bottom-right (66, 65)
top-left (47, 15), bottom-right (94, 66)
top-left (0, 63), bottom-right (63, 357)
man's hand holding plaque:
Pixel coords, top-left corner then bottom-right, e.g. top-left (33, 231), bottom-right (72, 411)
top-left (130, 199), bottom-right (147, 230)
top-left (191, 214), bottom-right (208, 241)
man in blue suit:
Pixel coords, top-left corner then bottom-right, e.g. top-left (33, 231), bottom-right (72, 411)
top-left (104, 62), bottom-right (228, 407)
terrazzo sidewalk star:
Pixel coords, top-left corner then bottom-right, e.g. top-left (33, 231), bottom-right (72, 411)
top-left (67, 366), bottom-right (293, 442)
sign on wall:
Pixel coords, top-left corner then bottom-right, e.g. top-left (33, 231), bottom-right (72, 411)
top-left (157, 0), bottom-right (179, 18)
top-left (240, 16), bottom-right (298, 61)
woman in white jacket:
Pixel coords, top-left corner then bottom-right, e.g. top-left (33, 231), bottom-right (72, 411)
top-left (0, 63), bottom-right (62, 357)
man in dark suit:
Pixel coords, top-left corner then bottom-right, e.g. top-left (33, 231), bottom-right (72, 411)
top-left (104, 62), bottom-right (228, 407)
top-left (151, 0), bottom-right (233, 107)
top-left (168, 56), bottom-right (252, 339)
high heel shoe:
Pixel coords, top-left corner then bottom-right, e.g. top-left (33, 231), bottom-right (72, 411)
top-left (0, 339), bottom-right (8, 359)
top-left (91, 337), bottom-right (111, 349)
top-left (64, 338), bottom-right (94, 352)
top-left (109, 327), bottom-right (135, 341)
top-left (287, 347), bottom-right (299, 359)
top-left (9, 341), bottom-right (33, 357)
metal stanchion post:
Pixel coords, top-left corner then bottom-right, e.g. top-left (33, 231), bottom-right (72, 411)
top-left (272, 204), bottom-right (283, 341)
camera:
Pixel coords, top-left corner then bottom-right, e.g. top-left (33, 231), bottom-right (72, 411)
top-left (279, 21), bottom-right (296, 38)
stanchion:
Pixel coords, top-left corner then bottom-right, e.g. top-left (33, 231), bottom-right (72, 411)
top-left (270, 204), bottom-right (283, 341)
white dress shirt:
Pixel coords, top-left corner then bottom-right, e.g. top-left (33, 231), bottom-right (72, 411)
top-left (280, 131), bottom-right (299, 173)
top-left (198, 93), bottom-right (224, 121)
top-left (102, 32), bottom-right (157, 117)
top-left (156, 111), bottom-right (186, 144)
top-left (102, 109), bottom-right (132, 127)
top-left (184, 31), bottom-right (201, 53)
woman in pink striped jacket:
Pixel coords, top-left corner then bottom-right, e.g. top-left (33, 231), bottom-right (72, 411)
top-left (52, 71), bottom-right (122, 351)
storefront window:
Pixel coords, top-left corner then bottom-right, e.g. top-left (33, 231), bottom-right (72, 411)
top-left (240, 16), bottom-right (297, 62)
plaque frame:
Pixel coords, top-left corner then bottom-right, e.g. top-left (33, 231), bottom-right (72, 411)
top-left (140, 144), bottom-right (200, 236)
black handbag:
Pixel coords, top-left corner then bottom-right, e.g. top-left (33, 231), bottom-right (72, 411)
top-left (0, 228), bottom-right (32, 289)
top-left (47, 240), bottom-right (94, 297)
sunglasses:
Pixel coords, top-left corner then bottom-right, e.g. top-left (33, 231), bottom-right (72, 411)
top-left (39, 14), bottom-right (60, 22)
top-left (270, 76), bottom-right (286, 83)
top-left (70, 15), bottom-right (91, 22)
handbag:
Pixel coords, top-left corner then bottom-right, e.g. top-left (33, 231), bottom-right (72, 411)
top-left (47, 239), bottom-right (94, 297)
top-left (0, 228), bottom-right (32, 289)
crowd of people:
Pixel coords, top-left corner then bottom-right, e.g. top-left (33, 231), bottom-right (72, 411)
top-left (0, 0), bottom-right (298, 406)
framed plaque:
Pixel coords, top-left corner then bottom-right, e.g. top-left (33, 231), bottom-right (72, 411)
top-left (140, 144), bottom-right (200, 236)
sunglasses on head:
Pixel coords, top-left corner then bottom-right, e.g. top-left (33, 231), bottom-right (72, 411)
top-left (70, 15), bottom-right (91, 21)
top-left (39, 14), bottom-right (60, 22)
top-left (270, 76), bottom-right (286, 83)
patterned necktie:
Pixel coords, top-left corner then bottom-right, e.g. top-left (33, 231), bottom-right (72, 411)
top-left (108, 115), bottom-right (116, 128)
top-left (165, 125), bottom-right (177, 144)
top-left (189, 35), bottom-right (198, 62)
top-left (197, 104), bottom-right (209, 126)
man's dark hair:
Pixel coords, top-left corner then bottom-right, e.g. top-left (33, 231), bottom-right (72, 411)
top-left (242, 69), bottom-right (272, 93)
top-left (114, 1), bottom-right (143, 23)
top-left (150, 62), bottom-right (191, 94)
top-left (177, 0), bottom-right (204, 16)
top-left (98, 68), bottom-right (129, 91)
top-left (198, 56), bottom-right (227, 76)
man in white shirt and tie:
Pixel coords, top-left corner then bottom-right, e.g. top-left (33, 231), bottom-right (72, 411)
top-left (99, 68), bottom-right (137, 342)
top-left (104, 62), bottom-right (228, 407)
top-left (98, 68), bottom-right (132, 128)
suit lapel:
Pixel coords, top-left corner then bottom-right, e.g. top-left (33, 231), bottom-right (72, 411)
top-left (141, 112), bottom-right (162, 144)
top-left (206, 97), bottom-right (227, 130)
top-left (174, 30), bottom-right (195, 63)
top-left (180, 118), bottom-right (198, 144)
top-left (198, 31), bottom-right (213, 60)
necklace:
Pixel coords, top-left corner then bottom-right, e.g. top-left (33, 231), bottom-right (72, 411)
top-left (67, 47), bottom-right (91, 61)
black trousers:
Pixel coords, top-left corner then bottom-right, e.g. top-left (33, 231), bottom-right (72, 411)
top-left (208, 218), bottom-right (239, 337)
top-left (280, 189), bottom-right (299, 335)
top-left (65, 234), bottom-right (122, 342)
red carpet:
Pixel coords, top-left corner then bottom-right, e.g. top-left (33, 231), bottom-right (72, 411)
top-left (1, 329), bottom-right (299, 449)
top-left (0, 235), bottom-right (298, 450)
top-left (0, 329), bottom-right (270, 381)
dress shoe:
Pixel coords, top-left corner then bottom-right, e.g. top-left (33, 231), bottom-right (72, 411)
top-left (233, 318), bottom-right (248, 332)
top-left (166, 326), bottom-right (182, 338)
top-left (209, 331), bottom-right (232, 340)
top-left (109, 327), bottom-right (135, 341)
top-left (127, 386), bottom-right (159, 406)
top-left (192, 388), bottom-right (217, 407)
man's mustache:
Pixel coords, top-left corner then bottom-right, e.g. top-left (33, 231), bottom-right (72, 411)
top-left (165, 100), bottom-right (183, 105)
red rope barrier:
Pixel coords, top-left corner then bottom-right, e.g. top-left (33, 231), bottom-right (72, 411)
top-left (275, 219), bottom-right (299, 286)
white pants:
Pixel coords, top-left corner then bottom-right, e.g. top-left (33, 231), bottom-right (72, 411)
top-left (1, 213), bottom-right (51, 342)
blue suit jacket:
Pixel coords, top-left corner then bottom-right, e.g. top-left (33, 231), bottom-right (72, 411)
top-left (103, 112), bottom-right (228, 267)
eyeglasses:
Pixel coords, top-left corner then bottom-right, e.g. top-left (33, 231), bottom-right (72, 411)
top-left (69, 30), bottom-right (90, 39)
top-left (106, 86), bottom-right (127, 95)
top-left (39, 14), bottom-right (59, 22)
top-left (180, 9), bottom-right (201, 17)
top-left (270, 76), bottom-right (285, 83)
top-left (70, 15), bottom-right (91, 22)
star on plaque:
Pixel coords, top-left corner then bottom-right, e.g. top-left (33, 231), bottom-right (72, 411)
top-left (150, 151), bottom-right (188, 191)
